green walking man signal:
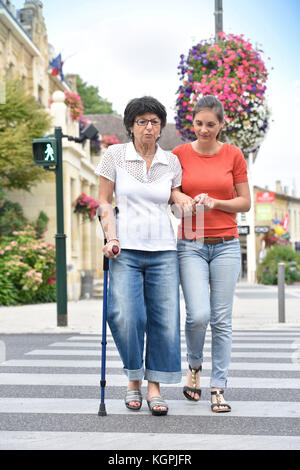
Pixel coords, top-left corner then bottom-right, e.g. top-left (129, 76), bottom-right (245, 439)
top-left (33, 138), bottom-right (57, 166)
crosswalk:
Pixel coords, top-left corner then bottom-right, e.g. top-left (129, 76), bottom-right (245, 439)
top-left (0, 330), bottom-right (300, 450)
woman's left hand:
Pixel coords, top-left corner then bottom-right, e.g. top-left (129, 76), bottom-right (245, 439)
top-left (194, 193), bottom-right (214, 212)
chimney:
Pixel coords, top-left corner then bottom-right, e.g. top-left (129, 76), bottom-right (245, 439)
top-left (276, 180), bottom-right (282, 194)
top-left (18, 1), bottom-right (44, 41)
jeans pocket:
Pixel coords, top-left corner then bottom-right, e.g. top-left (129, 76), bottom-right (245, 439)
top-left (177, 239), bottom-right (193, 251)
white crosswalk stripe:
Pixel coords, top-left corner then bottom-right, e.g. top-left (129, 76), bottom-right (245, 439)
top-left (1, 330), bottom-right (300, 450)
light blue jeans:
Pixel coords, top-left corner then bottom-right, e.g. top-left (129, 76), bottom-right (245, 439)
top-left (177, 238), bottom-right (241, 388)
top-left (108, 249), bottom-right (182, 384)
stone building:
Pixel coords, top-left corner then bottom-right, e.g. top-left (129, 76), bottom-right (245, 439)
top-left (85, 113), bottom-right (184, 151)
top-left (1, 0), bottom-right (100, 300)
top-left (254, 182), bottom-right (300, 262)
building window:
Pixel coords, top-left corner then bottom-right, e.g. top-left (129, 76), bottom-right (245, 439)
top-left (6, 63), bottom-right (14, 80)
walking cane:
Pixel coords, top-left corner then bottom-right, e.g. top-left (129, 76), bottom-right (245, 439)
top-left (97, 207), bottom-right (119, 416)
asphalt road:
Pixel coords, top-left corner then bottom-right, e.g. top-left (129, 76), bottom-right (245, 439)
top-left (0, 329), bottom-right (300, 451)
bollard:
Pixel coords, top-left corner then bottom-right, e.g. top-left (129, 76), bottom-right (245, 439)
top-left (278, 263), bottom-right (285, 323)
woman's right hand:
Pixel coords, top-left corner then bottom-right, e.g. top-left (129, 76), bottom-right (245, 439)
top-left (103, 240), bottom-right (121, 258)
top-left (170, 190), bottom-right (196, 218)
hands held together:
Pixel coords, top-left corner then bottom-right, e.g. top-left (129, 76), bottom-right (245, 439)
top-left (103, 192), bottom-right (214, 257)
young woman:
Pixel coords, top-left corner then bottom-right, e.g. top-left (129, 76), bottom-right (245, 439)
top-left (172, 95), bottom-right (251, 412)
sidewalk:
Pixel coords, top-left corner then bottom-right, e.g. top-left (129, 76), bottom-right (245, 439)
top-left (0, 283), bottom-right (299, 334)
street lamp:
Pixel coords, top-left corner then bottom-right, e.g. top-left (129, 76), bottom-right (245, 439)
top-left (214, 0), bottom-right (223, 42)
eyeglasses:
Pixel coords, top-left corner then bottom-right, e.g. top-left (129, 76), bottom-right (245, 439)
top-left (135, 119), bottom-right (161, 127)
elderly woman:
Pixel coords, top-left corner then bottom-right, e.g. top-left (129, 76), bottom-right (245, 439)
top-left (95, 96), bottom-right (182, 416)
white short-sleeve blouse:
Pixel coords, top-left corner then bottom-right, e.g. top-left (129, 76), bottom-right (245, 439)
top-left (95, 142), bottom-right (182, 251)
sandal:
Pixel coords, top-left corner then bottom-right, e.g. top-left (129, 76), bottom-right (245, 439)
top-left (211, 390), bottom-right (231, 413)
top-left (125, 389), bottom-right (142, 411)
top-left (183, 365), bottom-right (202, 402)
top-left (147, 397), bottom-right (168, 416)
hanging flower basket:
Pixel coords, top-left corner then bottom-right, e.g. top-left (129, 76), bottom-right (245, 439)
top-left (175, 32), bottom-right (271, 153)
top-left (73, 193), bottom-right (99, 221)
top-left (64, 90), bottom-right (84, 122)
top-left (49, 91), bottom-right (84, 122)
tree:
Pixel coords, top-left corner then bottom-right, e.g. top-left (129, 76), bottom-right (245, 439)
top-left (76, 75), bottom-right (114, 114)
top-left (0, 80), bottom-right (52, 191)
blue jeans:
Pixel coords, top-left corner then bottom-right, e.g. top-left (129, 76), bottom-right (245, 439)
top-left (108, 249), bottom-right (181, 384)
top-left (177, 238), bottom-right (241, 388)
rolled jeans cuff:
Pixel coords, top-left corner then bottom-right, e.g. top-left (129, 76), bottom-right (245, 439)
top-left (210, 378), bottom-right (228, 389)
top-left (144, 369), bottom-right (182, 384)
top-left (123, 366), bottom-right (144, 381)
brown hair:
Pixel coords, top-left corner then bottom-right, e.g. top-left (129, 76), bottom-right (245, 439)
top-left (192, 95), bottom-right (224, 139)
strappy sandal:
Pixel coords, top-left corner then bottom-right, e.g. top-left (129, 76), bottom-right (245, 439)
top-left (125, 389), bottom-right (142, 411)
top-left (211, 389), bottom-right (231, 413)
top-left (147, 397), bottom-right (168, 416)
top-left (183, 365), bottom-right (202, 402)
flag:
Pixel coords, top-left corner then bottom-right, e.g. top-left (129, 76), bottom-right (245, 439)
top-left (49, 54), bottom-right (64, 82)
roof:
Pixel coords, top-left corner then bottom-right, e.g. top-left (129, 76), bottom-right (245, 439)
top-left (84, 114), bottom-right (187, 151)
top-left (254, 186), bottom-right (300, 203)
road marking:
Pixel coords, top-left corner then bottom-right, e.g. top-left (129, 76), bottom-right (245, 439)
top-left (25, 349), bottom-right (298, 358)
top-left (0, 431), bottom-right (300, 450)
top-left (2, 359), bottom-right (300, 371)
top-left (0, 397), bottom-right (299, 418)
top-left (44, 341), bottom-right (299, 349)
top-left (0, 373), bottom-right (300, 388)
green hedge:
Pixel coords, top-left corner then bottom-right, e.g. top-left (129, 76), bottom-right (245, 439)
top-left (0, 225), bottom-right (56, 306)
top-left (257, 245), bottom-right (300, 285)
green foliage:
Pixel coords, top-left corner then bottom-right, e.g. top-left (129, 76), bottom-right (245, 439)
top-left (0, 225), bottom-right (56, 305)
top-left (0, 190), bottom-right (49, 239)
top-left (0, 198), bottom-right (27, 237)
top-left (0, 79), bottom-right (52, 191)
top-left (0, 262), bottom-right (20, 305)
top-left (257, 245), bottom-right (300, 285)
top-left (33, 210), bottom-right (49, 239)
top-left (76, 75), bottom-right (114, 114)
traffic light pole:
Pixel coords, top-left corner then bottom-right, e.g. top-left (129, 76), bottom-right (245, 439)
top-left (54, 126), bottom-right (68, 326)
top-left (33, 123), bottom-right (99, 328)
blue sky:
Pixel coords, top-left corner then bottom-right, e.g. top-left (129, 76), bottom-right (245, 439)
top-left (12, 0), bottom-right (300, 194)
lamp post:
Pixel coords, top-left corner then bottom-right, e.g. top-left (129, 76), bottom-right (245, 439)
top-left (54, 126), bottom-right (68, 326)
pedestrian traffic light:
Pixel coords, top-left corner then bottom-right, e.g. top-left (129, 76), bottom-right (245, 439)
top-left (33, 138), bottom-right (57, 166)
